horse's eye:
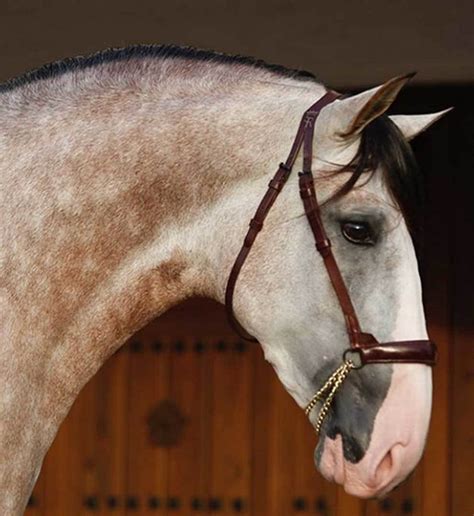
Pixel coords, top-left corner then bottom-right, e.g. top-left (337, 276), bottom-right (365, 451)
top-left (340, 221), bottom-right (375, 245)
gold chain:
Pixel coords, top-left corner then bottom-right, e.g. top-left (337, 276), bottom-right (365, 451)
top-left (304, 360), bottom-right (355, 434)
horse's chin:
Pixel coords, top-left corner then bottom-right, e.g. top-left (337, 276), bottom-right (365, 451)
top-left (315, 435), bottom-right (388, 498)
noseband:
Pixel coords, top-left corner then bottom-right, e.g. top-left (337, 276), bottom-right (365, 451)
top-left (225, 91), bottom-right (437, 433)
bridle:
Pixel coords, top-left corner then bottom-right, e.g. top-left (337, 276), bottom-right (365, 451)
top-left (225, 91), bottom-right (437, 433)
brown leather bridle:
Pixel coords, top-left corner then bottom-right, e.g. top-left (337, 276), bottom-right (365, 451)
top-left (225, 91), bottom-right (437, 432)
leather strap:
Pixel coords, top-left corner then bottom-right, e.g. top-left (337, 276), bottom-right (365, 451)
top-left (298, 171), bottom-right (362, 342)
top-left (224, 90), bottom-right (437, 368)
top-left (224, 161), bottom-right (292, 341)
top-left (356, 339), bottom-right (437, 365)
top-left (225, 91), bottom-right (340, 341)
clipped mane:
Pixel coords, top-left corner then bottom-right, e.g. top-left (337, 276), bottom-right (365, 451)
top-left (0, 43), bottom-right (318, 94)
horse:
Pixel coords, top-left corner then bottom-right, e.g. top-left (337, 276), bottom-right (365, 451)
top-left (0, 45), bottom-right (449, 514)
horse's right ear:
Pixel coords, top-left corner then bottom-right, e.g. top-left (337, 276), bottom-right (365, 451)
top-left (389, 109), bottom-right (453, 140)
top-left (327, 73), bottom-right (416, 139)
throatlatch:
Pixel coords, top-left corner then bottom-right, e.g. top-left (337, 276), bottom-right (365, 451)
top-left (225, 91), bottom-right (437, 433)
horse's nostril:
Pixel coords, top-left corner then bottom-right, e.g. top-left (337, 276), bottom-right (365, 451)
top-left (374, 447), bottom-right (395, 486)
top-left (341, 434), bottom-right (365, 463)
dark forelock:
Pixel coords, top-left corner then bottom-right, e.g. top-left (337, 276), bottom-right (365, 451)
top-left (332, 115), bottom-right (423, 242)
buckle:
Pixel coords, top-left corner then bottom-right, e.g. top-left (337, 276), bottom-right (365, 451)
top-left (343, 348), bottom-right (364, 369)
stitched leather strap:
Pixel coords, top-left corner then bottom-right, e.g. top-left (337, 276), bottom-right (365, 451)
top-left (358, 339), bottom-right (437, 365)
top-left (225, 91), bottom-right (340, 340)
top-left (298, 171), bottom-right (362, 342)
top-left (346, 332), bottom-right (437, 365)
top-left (224, 162), bottom-right (292, 341)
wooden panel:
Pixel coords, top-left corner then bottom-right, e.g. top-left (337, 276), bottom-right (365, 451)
top-left (126, 327), bottom-right (169, 515)
top-left (294, 403), bottom-right (338, 515)
top-left (251, 342), bottom-right (339, 516)
top-left (338, 487), bottom-right (364, 516)
top-left (94, 349), bottom-right (129, 515)
top-left (266, 360), bottom-right (298, 516)
top-left (365, 497), bottom-right (384, 516)
top-left (41, 367), bottom-right (98, 515)
top-left (253, 352), bottom-right (336, 516)
top-left (166, 336), bottom-right (210, 514)
top-left (210, 337), bottom-right (254, 515)
top-left (24, 476), bottom-right (44, 516)
top-left (250, 345), bottom-right (275, 516)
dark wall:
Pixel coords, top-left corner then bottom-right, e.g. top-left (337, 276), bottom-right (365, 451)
top-left (0, 0), bottom-right (472, 89)
top-left (405, 87), bottom-right (473, 516)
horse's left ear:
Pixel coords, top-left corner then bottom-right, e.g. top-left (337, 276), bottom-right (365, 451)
top-left (389, 108), bottom-right (453, 141)
top-left (329, 73), bottom-right (415, 139)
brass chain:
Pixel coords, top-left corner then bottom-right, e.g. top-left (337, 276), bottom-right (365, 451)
top-left (304, 360), bottom-right (355, 434)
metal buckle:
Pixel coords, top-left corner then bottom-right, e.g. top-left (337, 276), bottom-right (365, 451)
top-left (343, 348), bottom-right (364, 370)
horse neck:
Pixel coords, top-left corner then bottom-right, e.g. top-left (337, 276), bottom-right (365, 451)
top-left (0, 75), bottom-right (326, 513)
top-left (2, 77), bottom-right (323, 399)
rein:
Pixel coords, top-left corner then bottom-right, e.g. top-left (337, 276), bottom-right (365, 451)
top-left (225, 92), bottom-right (437, 433)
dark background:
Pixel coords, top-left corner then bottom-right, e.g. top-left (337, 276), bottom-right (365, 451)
top-left (0, 0), bottom-right (472, 87)
top-left (1, 2), bottom-right (472, 515)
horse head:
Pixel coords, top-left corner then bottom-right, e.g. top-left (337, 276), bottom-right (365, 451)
top-left (227, 76), bottom-right (449, 497)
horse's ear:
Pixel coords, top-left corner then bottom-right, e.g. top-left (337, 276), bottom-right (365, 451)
top-left (331, 73), bottom-right (415, 138)
top-left (389, 109), bottom-right (453, 141)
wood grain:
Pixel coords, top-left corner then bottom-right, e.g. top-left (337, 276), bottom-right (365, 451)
top-left (209, 337), bottom-right (253, 515)
top-left (126, 327), bottom-right (169, 515)
top-left (94, 349), bottom-right (129, 515)
top-left (166, 336), bottom-right (209, 514)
